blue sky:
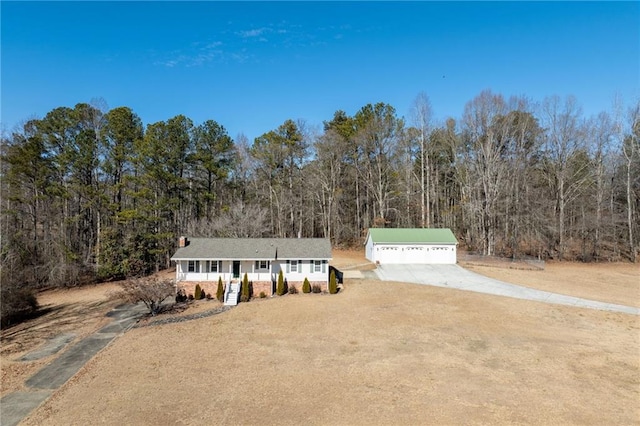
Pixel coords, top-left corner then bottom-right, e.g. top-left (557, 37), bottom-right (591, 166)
top-left (2, 1), bottom-right (639, 141)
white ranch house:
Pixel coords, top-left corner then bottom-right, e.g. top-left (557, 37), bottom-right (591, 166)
top-left (365, 228), bottom-right (458, 264)
top-left (171, 237), bottom-right (332, 301)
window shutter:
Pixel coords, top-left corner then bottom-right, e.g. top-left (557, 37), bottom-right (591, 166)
top-left (322, 260), bottom-right (326, 273)
top-left (206, 261), bottom-right (210, 272)
top-left (286, 260), bottom-right (290, 273)
top-left (255, 261), bottom-right (258, 270)
top-left (310, 260), bottom-right (314, 273)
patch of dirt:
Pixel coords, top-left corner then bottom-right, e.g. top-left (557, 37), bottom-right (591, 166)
top-left (136, 299), bottom-right (225, 326)
top-left (458, 253), bottom-right (545, 270)
top-left (19, 253), bottom-right (640, 426)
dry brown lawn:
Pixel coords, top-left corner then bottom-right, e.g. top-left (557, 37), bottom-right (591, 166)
top-left (4, 252), bottom-right (639, 425)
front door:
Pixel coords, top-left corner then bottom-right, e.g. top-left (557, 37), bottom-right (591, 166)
top-left (232, 261), bottom-right (241, 279)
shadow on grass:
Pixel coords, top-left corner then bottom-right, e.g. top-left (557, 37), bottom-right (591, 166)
top-left (0, 305), bottom-right (64, 333)
top-left (0, 298), bottom-right (119, 357)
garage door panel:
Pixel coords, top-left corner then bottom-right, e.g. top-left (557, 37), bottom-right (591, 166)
top-left (403, 246), bottom-right (424, 263)
top-left (376, 245), bottom-right (403, 263)
top-left (426, 246), bottom-right (455, 264)
top-left (376, 244), bottom-right (456, 264)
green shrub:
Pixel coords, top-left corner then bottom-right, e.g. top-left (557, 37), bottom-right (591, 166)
top-left (216, 277), bottom-right (224, 302)
top-left (240, 273), bottom-right (250, 302)
top-left (302, 277), bottom-right (311, 294)
top-left (329, 270), bottom-right (337, 294)
top-left (0, 285), bottom-right (39, 327)
top-left (276, 270), bottom-right (285, 296)
top-left (259, 291), bottom-right (267, 298)
top-left (194, 284), bottom-right (202, 300)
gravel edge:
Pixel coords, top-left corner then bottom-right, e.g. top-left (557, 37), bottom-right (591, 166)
top-left (133, 305), bottom-right (233, 328)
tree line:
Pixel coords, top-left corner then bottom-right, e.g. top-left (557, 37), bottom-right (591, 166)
top-left (1, 91), bottom-right (639, 292)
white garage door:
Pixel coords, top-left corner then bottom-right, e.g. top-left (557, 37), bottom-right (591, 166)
top-left (375, 245), bottom-right (403, 263)
top-left (403, 246), bottom-right (426, 263)
top-left (425, 246), bottom-right (455, 264)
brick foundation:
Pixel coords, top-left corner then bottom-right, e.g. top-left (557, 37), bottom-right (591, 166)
top-left (286, 280), bottom-right (327, 293)
top-left (251, 281), bottom-right (273, 297)
top-left (178, 281), bottom-right (220, 299)
top-left (177, 280), bottom-right (329, 299)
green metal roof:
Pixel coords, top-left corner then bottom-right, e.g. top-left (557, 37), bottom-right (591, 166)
top-left (367, 228), bottom-right (458, 244)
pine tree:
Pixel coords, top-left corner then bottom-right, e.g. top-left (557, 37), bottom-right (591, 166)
top-left (194, 283), bottom-right (202, 300)
top-left (302, 277), bottom-right (311, 294)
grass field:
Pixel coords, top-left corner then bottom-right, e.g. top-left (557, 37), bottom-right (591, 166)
top-left (3, 252), bottom-right (638, 425)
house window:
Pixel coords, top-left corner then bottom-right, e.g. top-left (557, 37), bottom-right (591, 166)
top-left (209, 261), bottom-right (220, 273)
top-left (314, 260), bottom-right (321, 272)
top-left (290, 260), bottom-right (298, 272)
top-left (255, 260), bottom-right (269, 271)
top-left (188, 260), bottom-right (199, 272)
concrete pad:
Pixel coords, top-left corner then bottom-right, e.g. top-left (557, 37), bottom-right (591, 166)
top-left (0, 390), bottom-right (52, 426)
top-left (106, 303), bottom-right (148, 319)
top-left (343, 270), bottom-right (364, 279)
top-left (98, 309), bottom-right (144, 333)
top-left (20, 333), bottom-right (76, 361)
top-left (375, 264), bottom-right (639, 315)
top-left (98, 318), bottom-right (136, 334)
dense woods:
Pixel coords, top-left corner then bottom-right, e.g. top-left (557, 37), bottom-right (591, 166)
top-left (1, 91), bottom-right (639, 297)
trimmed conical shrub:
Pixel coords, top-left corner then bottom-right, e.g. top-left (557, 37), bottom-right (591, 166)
top-left (216, 277), bottom-right (224, 302)
top-left (276, 270), bottom-right (285, 296)
top-left (302, 277), bottom-right (311, 294)
top-left (241, 273), bottom-right (250, 302)
top-left (194, 283), bottom-right (202, 300)
top-left (329, 270), bottom-right (337, 294)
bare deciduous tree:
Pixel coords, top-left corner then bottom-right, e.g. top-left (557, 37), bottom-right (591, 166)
top-left (621, 102), bottom-right (640, 261)
top-left (116, 276), bottom-right (175, 316)
top-left (187, 202), bottom-right (268, 238)
top-left (411, 92), bottom-right (433, 228)
top-left (540, 95), bottom-right (589, 259)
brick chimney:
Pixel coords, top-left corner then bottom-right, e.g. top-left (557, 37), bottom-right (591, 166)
top-left (179, 236), bottom-right (187, 248)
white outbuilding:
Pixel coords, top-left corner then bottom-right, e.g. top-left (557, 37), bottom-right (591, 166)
top-left (365, 228), bottom-right (458, 265)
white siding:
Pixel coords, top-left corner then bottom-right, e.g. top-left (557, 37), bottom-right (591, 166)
top-left (176, 259), bottom-right (329, 283)
top-left (282, 259), bottom-right (328, 283)
top-left (365, 236), bottom-right (375, 263)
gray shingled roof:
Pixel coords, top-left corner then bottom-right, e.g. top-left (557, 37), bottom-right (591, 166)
top-left (171, 238), bottom-right (332, 260)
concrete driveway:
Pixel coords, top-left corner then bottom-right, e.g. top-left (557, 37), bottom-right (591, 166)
top-left (375, 264), bottom-right (639, 315)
